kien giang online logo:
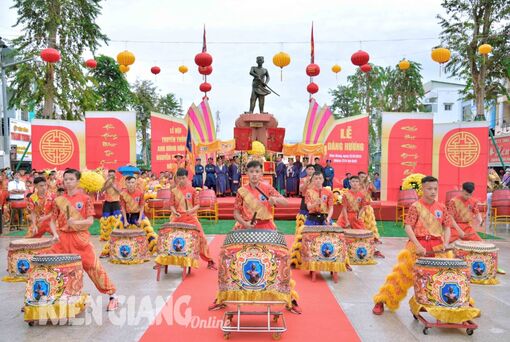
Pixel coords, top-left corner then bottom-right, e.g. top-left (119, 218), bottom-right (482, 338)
top-left (27, 295), bottom-right (223, 328)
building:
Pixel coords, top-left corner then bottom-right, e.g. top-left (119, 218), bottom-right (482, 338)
top-left (495, 79), bottom-right (510, 136)
top-left (422, 80), bottom-right (476, 123)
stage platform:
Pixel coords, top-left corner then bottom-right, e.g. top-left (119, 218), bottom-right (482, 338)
top-left (217, 197), bottom-right (399, 221)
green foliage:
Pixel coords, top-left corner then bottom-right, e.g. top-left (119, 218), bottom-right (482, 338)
top-left (86, 55), bottom-right (132, 111)
top-left (158, 93), bottom-right (183, 117)
top-left (438, 0), bottom-right (510, 117)
top-left (9, 0), bottom-right (108, 119)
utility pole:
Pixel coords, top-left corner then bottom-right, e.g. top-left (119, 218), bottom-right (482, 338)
top-left (215, 110), bottom-right (220, 137)
top-left (0, 37), bottom-right (34, 168)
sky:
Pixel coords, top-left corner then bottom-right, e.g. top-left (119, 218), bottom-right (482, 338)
top-left (0, 0), bottom-right (455, 141)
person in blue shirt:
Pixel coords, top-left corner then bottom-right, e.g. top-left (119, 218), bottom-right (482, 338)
top-left (275, 155), bottom-right (286, 195)
top-left (228, 156), bottom-right (241, 195)
top-left (342, 172), bottom-right (351, 189)
top-left (373, 172), bottom-right (381, 191)
top-left (192, 158), bottom-right (204, 188)
top-left (204, 157), bottom-right (216, 191)
top-left (323, 160), bottom-right (334, 187)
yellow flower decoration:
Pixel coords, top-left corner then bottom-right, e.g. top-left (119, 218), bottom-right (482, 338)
top-left (401, 173), bottom-right (426, 197)
top-left (79, 170), bottom-right (106, 193)
top-left (248, 141), bottom-right (266, 156)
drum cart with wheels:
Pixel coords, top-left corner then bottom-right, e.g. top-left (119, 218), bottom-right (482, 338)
top-left (412, 306), bottom-right (478, 336)
top-left (221, 301), bottom-right (287, 340)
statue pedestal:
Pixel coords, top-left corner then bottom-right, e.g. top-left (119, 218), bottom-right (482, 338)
top-left (235, 113), bottom-right (278, 147)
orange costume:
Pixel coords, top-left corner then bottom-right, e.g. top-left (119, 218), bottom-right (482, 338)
top-left (104, 182), bottom-right (120, 202)
top-left (234, 182), bottom-right (281, 230)
top-left (26, 192), bottom-right (55, 238)
top-left (373, 198), bottom-right (451, 311)
top-left (48, 192), bottom-right (116, 295)
top-left (447, 195), bottom-right (482, 243)
top-left (337, 190), bottom-right (369, 228)
top-left (120, 189), bottom-right (144, 214)
top-left (305, 187), bottom-right (334, 214)
top-left (169, 184), bottom-right (212, 262)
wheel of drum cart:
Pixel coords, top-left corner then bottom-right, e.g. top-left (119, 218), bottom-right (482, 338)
top-left (273, 314), bottom-right (279, 323)
top-left (466, 328), bottom-right (474, 335)
top-left (423, 327), bottom-right (429, 335)
top-left (28, 321), bottom-right (35, 326)
top-left (223, 332), bottom-right (230, 340)
top-left (272, 332), bottom-right (282, 340)
top-left (412, 314), bottom-right (418, 320)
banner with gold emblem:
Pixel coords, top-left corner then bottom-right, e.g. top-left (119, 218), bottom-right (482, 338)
top-left (433, 122), bottom-right (488, 202)
top-left (32, 119), bottom-right (86, 170)
top-left (381, 112), bottom-right (434, 201)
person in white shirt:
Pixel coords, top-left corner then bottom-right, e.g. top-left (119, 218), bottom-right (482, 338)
top-left (7, 172), bottom-right (27, 229)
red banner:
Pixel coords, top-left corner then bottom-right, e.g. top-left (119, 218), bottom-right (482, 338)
top-left (234, 127), bottom-right (253, 150)
top-left (31, 119), bottom-right (85, 170)
top-left (324, 115), bottom-right (369, 189)
top-left (85, 112), bottom-right (136, 169)
top-left (489, 134), bottom-right (510, 166)
top-left (151, 113), bottom-right (187, 174)
top-left (381, 113), bottom-right (433, 201)
top-left (433, 123), bottom-right (488, 202)
top-left (266, 127), bottom-right (285, 152)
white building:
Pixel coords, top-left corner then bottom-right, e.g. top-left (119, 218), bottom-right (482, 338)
top-left (422, 80), bottom-right (475, 123)
top-left (495, 79), bottom-right (510, 136)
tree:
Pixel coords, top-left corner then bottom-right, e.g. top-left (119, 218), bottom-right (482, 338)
top-left (438, 0), bottom-right (510, 119)
top-left (385, 62), bottom-right (426, 112)
top-left (131, 80), bottom-right (159, 165)
top-left (9, 0), bottom-right (108, 119)
top-left (158, 93), bottom-right (183, 117)
top-left (87, 55), bottom-right (132, 111)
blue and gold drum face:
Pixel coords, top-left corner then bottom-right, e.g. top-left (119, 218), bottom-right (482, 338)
top-left (119, 245), bottom-right (132, 258)
top-left (471, 261), bottom-right (486, 278)
top-left (17, 259), bottom-right (30, 274)
top-left (321, 242), bottom-right (335, 258)
top-left (172, 237), bottom-right (186, 252)
top-left (440, 283), bottom-right (461, 306)
top-left (243, 259), bottom-right (265, 285)
top-left (356, 247), bottom-right (367, 260)
top-left (33, 279), bottom-right (50, 301)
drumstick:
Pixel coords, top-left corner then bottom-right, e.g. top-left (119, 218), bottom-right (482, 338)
top-left (66, 206), bottom-right (70, 220)
top-left (250, 211), bottom-right (257, 225)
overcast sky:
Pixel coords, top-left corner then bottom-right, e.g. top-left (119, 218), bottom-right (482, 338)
top-left (1, 0), bottom-right (455, 141)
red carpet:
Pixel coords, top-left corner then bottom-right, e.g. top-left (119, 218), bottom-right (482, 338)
top-left (140, 236), bottom-right (360, 342)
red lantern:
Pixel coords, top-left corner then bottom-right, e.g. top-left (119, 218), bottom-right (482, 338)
top-left (151, 66), bottom-right (161, 75)
top-left (351, 50), bottom-right (369, 66)
top-left (199, 82), bottom-right (212, 93)
top-left (195, 52), bottom-right (213, 67)
top-left (307, 82), bottom-right (319, 94)
top-left (306, 63), bottom-right (320, 77)
top-left (360, 64), bottom-right (372, 73)
top-left (198, 65), bottom-right (213, 75)
top-left (85, 59), bottom-right (97, 69)
top-left (40, 48), bottom-right (61, 63)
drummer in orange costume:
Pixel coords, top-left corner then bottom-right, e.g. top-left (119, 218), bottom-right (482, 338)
top-left (372, 176), bottom-right (451, 315)
top-left (304, 171), bottom-right (334, 225)
top-left (337, 176), bottom-right (369, 229)
top-left (170, 168), bottom-right (216, 269)
top-left (233, 160), bottom-right (288, 230)
top-left (26, 177), bottom-right (55, 238)
top-left (447, 182), bottom-right (483, 243)
top-left (120, 176), bottom-right (145, 226)
top-left (48, 169), bottom-right (119, 311)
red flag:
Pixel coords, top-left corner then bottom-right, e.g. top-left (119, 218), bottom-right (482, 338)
top-left (311, 22), bottom-right (315, 63)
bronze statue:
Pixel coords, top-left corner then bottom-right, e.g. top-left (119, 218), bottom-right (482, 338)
top-left (249, 56), bottom-right (272, 113)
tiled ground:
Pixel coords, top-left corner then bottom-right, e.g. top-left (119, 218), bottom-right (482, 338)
top-left (1, 225), bottom-right (509, 341)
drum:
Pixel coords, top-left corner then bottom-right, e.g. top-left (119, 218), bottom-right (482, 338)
top-left (343, 229), bottom-right (375, 265)
top-left (24, 254), bottom-right (87, 322)
top-left (413, 258), bottom-right (470, 307)
top-left (156, 223), bottom-right (202, 268)
top-left (300, 226), bottom-right (348, 272)
top-left (454, 241), bottom-right (499, 285)
top-left (4, 238), bottom-right (53, 282)
top-left (217, 229), bottom-right (291, 305)
top-left (10, 200), bottom-right (28, 209)
top-left (110, 229), bottom-right (150, 264)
